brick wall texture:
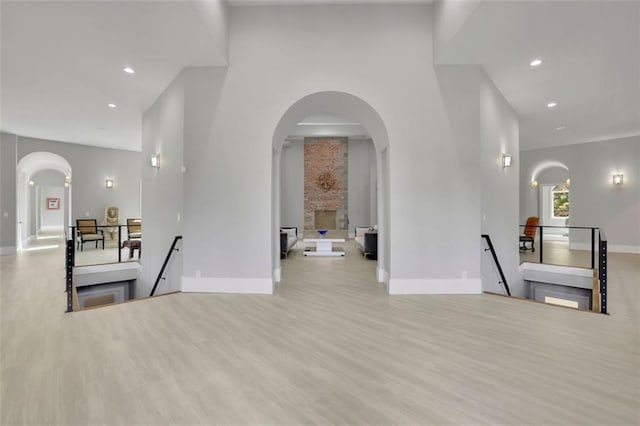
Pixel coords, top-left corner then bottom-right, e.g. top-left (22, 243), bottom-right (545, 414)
top-left (303, 137), bottom-right (348, 231)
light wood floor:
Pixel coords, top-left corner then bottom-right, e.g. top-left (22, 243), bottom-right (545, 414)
top-left (1, 236), bottom-right (638, 425)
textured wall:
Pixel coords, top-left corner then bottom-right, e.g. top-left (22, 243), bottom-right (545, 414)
top-left (303, 137), bottom-right (348, 232)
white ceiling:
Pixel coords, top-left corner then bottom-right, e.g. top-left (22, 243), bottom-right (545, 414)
top-left (1, 1), bottom-right (638, 152)
top-left (1, 1), bottom-right (225, 151)
top-left (442, 0), bottom-right (639, 151)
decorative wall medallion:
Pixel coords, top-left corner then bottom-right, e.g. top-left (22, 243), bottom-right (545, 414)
top-left (317, 171), bottom-right (337, 190)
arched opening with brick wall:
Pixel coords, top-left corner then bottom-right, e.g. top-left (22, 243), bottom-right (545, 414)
top-left (272, 91), bottom-right (390, 285)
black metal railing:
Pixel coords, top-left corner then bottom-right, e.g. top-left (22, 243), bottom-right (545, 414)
top-left (481, 234), bottom-right (511, 296)
top-left (519, 225), bottom-right (601, 268)
top-left (598, 229), bottom-right (608, 315)
top-left (519, 224), bottom-right (608, 314)
top-left (150, 236), bottom-right (182, 297)
top-left (67, 224), bottom-right (141, 267)
top-left (65, 237), bottom-right (74, 313)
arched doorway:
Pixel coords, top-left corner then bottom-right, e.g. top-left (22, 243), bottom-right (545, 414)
top-left (526, 160), bottom-right (570, 223)
top-left (16, 152), bottom-right (72, 250)
top-left (271, 91), bottom-right (390, 284)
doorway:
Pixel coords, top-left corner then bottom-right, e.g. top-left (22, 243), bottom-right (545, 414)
top-left (271, 92), bottom-right (390, 285)
top-left (16, 152), bottom-right (72, 250)
top-left (540, 183), bottom-right (570, 241)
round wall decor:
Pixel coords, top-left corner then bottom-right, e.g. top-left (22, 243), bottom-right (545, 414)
top-left (317, 171), bottom-right (337, 190)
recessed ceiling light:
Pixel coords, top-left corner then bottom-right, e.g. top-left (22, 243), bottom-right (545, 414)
top-left (547, 102), bottom-right (557, 108)
top-left (556, 126), bottom-right (566, 131)
top-left (530, 59), bottom-right (542, 67)
top-left (107, 103), bottom-right (117, 108)
top-left (123, 67), bottom-right (135, 74)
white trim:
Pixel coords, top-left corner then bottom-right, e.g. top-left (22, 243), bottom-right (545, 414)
top-left (388, 278), bottom-right (482, 295)
top-left (519, 262), bottom-right (593, 289)
top-left (570, 242), bottom-right (640, 254)
top-left (74, 262), bottom-right (141, 287)
top-left (0, 246), bottom-right (17, 256)
top-left (182, 277), bottom-right (274, 294)
top-left (274, 267), bottom-right (282, 283)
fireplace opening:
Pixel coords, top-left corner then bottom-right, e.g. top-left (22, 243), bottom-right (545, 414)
top-left (315, 210), bottom-right (337, 230)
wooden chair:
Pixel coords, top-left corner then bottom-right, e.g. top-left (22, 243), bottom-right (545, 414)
top-left (519, 216), bottom-right (539, 252)
top-left (126, 218), bottom-right (142, 240)
top-left (76, 219), bottom-right (105, 251)
top-left (125, 219), bottom-right (142, 258)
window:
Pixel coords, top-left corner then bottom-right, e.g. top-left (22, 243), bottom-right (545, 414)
top-left (552, 183), bottom-right (569, 218)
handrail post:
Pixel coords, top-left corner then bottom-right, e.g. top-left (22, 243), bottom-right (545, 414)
top-left (538, 225), bottom-right (543, 264)
top-left (599, 232), bottom-right (608, 314)
top-left (118, 225), bottom-right (122, 263)
top-left (590, 228), bottom-right (595, 269)
top-left (65, 236), bottom-right (74, 313)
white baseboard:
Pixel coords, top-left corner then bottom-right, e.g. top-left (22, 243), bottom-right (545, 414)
top-left (570, 242), bottom-right (640, 254)
top-left (0, 246), bottom-right (17, 256)
top-left (181, 277), bottom-right (274, 294)
top-left (274, 267), bottom-right (282, 283)
top-left (389, 278), bottom-right (482, 295)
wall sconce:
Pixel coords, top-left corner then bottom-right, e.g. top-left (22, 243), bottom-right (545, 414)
top-left (612, 174), bottom-right (623, 185)
top-left (151, 154), bottom-right (160, 168)
top-left (530, 180), bottom-right (539, 188)
top-left (502, 154), bottom-right (512, 168)
top-left (565, 178), bottom-right (571, 186)
top-left (105, 178), bottom-right (114, 188)
top-left (64, 182), bottom-right (69, 188)
top-left (28, 180), bottom-right (35, 187)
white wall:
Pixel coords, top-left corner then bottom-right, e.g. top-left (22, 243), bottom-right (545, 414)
top-left (141, 72), bottom-right (185, 297)
top-left (433, 65), bottom-right (520, 295)
top-left (280, 142), bottom-right (304, 234)
top-left (478, 70), bottom-right (520, 296)
top-left (433, 0), bottom-right (481, 64)
top-left (172, 5), bottom-right (492, 294)
top-left (0, 134), bottom-right (17, 254)
top-left (39, 186), bottom-right (64, 229)
top-left (348, 139), bottom-right (376, 236)
top-left (143, 66), bottom-right (228, 295)
top-left (520, 136), bottom-right (640, 253)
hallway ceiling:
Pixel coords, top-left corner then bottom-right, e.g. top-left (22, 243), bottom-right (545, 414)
top-left (1, 1), bottom-right (638, 152)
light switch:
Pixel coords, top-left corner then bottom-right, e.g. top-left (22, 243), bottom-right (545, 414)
top-left (3, 212), bottom-right (8, 218)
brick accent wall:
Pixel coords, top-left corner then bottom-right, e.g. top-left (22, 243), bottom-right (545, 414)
top-left (304, 137), bottom-right (348, 232)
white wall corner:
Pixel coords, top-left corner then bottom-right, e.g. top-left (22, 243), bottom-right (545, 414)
top-left (377, 266), bottom-right (388, 284)
top-left (274, 267), bottom-right (282, 283)
top-left (182, 276), bottom-right (274, 294)
top-left (388, 278), bottom-right (482, 295)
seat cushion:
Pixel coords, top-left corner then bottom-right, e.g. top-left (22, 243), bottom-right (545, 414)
top-left (81, 234), bottom-right (103, 241)
top-left (355, 227), bottom-right (370, 237)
